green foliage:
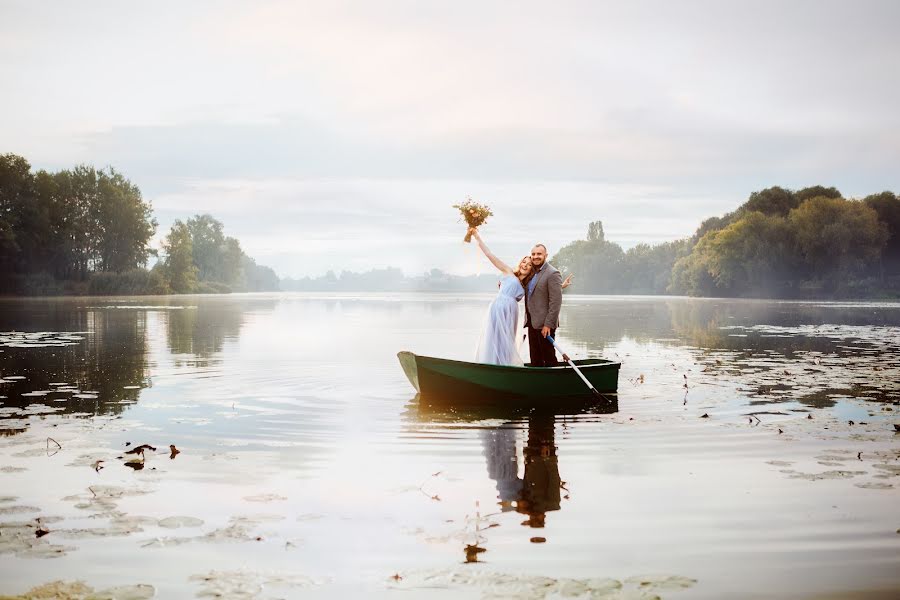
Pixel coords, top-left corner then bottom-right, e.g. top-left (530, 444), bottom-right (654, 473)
top-left (94, 168), bottom-right (158, 272)
top-left (671, 193), bottom-right (891, 296)
top-left (0, 153), bottom-right (278, 296)
top-left (88, 268), bottom-right (170, 295)
top-left (552, 223), bottom-right (626, 293)
top-left (741, 186), bottom-right (798, 217)
top-left (159, 214), bottom-right (280, 294)
top-left (3, 272), bottom-right (89, 296)
top-left (687, 186), bottom-right (844, 246)
top-left (863, 191), bottom-right (900, 273)
top-left (195, 281), bottom-right (233, 294)
top-left (561, 186), bottom-right (898, 299)
top-left (0, 153), bottom-right (157, 290)
top-left (587, 221), bottom-right (605, 242)
top-left (17, 272), bottom-right (66, 296)
top-left (683, 212), bottom-right (792, 295)
top-left (162, 220), bottom-right (198, 293)
top-left (670, 237), bottom-right (718, 296)
top-left (0, 153), bottom-right (37, 274)
top-left (691, 214), bottom-right (735, 244)
top-left (789, 196), bottom-right (887, 282)
top-left (551, 221), bottom-right (685, 294)
top-left (241, 254), bottom-right (281, 292)
top-left (623, 239), bottom-right (691, 294)
top-left (794, 185), bottom-right (842, 203)
top-left (185, 214), bottom-right (243, 286)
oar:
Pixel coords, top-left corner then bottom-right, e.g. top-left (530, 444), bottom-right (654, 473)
top-left (546, 335), bottom-right (612, 402)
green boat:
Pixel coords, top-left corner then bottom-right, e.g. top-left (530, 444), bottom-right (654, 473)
top-left (398, 351), bottom-right (620, 404)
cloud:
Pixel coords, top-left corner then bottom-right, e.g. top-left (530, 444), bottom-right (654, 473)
top-left (149, 176), bottom-right (725, 277)
top-left (2, 0), bottom-right (900, 276)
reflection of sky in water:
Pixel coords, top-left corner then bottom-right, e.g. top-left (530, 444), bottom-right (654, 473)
top-left (0, 294), bottom-right (898, 598)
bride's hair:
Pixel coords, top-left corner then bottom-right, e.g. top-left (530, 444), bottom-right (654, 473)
top-left (513, 256), bottom-right (533, 284)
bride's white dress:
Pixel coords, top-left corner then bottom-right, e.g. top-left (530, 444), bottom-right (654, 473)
top-left (475, 274), bottom-right (525, 366)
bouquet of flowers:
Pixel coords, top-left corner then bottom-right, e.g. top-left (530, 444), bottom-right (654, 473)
top-left (453, 198), bottom-right (493, 243)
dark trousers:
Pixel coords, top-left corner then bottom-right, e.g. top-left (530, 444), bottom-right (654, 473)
top-left (527, 326), bottom-right (558, 367)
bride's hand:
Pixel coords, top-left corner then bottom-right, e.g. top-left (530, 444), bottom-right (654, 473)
top-left (561, 273), bottom-right (574, 289)
top-left (468, 227), bottom-right (481, 240)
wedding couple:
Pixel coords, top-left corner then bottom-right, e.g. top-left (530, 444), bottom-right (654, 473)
top-left (469, 228), bottom-right (572, 367)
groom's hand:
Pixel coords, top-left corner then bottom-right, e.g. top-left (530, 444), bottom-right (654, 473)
top-left (541, 326), bottom-right (551, 338)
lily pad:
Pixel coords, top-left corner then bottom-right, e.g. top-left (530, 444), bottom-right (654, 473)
top-left (243, 494), bottom-right (287, 503)
top-left (625, 574), bottom-right (698, 590)
top-left (158, 516), bottom-right (204, 529)
top-left (189, 569), bottom-right (318, 599)
top-left (0, 580), bottom-right (154, 600)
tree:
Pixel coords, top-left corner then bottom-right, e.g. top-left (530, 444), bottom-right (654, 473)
top-left (171, 213), bottom-right (278, 292)
top-left (0, 154), bottom-right (35, 278)
top-left (863, 191), bottom-right (900, 274)
top-left (186, 214), bottom-right (226, 282)
top-left (221, 236), bottom-right (244, 286)
top-left (162, 220), bottom-right (198, 293)
top-left (789, 196), bottom-right (888, 284)
top-left (740, 186), bottom-right (798, 217)
top-left (794, 185), bottom-right (841, 204)
top-left (669, 242), bottom-right (717, 296)
top-left (690, 212), bottom-right (738, 245)
top-left (0, 153), bottom-right (277, 295)
top-left (95, 169), bottom-right (157, 272)
top-left (241, 255), bottom-right (280, 291)
top-left (552, 221), bottom-right (627, 293)
top-left (622, 239), bottom-right (690, 294)
top-left (700, 212), bottom-right (792, 294)
top-left (33, 169), bottom-right (72, 279)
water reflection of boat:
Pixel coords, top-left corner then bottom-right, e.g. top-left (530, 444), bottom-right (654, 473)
top-left (480, 406), bottom-right (621, 534)
top-left (413, 402), bottom-right (618, 544)
top-left (398, 351), bottom-right (620, 405)
top-left (516, 413), bottom-right (561, 528)
top-left (481, 413), bottom-right (560, 528)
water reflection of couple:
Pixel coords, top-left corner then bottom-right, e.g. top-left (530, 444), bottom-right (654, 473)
top-left (468, 229), bottom-right (573, 367)
top-left (481, 413), bottom-right (561, 528)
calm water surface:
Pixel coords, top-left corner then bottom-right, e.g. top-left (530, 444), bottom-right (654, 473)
top-left (0, 293), bottom-right (898, 599)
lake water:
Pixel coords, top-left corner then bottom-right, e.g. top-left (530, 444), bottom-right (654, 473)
top-left (0, 293), bottom-right (898, 599)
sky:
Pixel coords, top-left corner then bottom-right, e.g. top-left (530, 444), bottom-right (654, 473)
top-left (2, 0), bottom-right (899, 277)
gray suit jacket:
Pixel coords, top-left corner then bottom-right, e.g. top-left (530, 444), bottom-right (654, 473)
top-left (525, 263), bottom-right (563, 330)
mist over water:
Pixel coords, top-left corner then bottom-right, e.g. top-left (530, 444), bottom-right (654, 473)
top-left (1, 293), bottom-right (898, 599)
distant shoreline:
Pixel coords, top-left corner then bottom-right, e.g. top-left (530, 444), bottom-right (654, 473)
top-left (3, 290), bottom-right (899, 303)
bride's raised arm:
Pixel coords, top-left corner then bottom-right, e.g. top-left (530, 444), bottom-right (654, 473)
top-left (469, 228), bottom-right (513, 274)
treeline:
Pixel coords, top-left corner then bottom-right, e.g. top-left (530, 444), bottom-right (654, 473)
top-left (551, 186), bottom-right (900, 298)
top-left (0, 153), bottom-right (279, 295)
top-left (1, 153), bottom-right (157, 294)
top-left (552, 221), bottom-right (689, 295)
top-left (281, 267), bottom-right (500, 292)
top-left (158, 214), bottom-right (279, 294)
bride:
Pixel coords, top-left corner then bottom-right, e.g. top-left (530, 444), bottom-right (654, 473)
top-left (469, 228), bottom-right (571, 366)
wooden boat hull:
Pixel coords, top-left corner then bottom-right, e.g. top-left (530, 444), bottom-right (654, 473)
top-left (398, 351), bottom-right (620, 404)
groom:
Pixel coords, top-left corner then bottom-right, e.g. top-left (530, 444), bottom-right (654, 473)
top-left (524, 244), bottom-right (565, 366)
